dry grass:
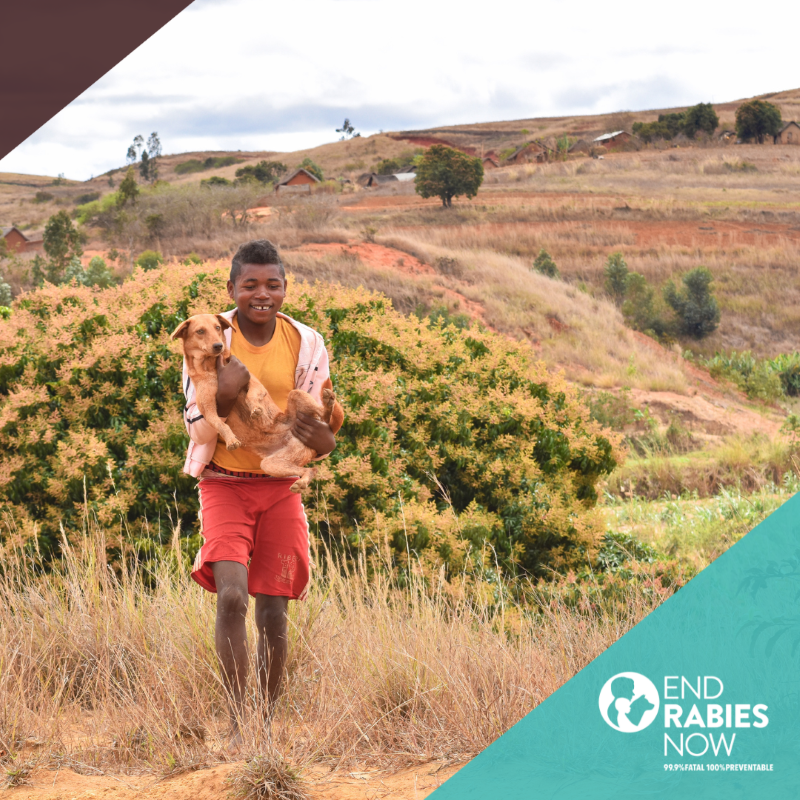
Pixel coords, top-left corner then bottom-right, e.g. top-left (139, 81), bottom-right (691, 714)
top-left (0, 509), bottom-right (660, 780)
top-left (607, 433), bottom-right (799, 499)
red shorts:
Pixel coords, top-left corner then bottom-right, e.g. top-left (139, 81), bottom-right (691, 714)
top-left (192, 476), bottom-right (310, 599)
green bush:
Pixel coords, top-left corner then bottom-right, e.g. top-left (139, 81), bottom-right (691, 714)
top-left (603, 252), bottom-right (628, 305)
top-left (200, 176), bottom-right (232, 187)
top-left (0, 276), bottom-right (11, 306)
top-left (174, 156), bottom-right (241, 175)
top-left (34, 191), bottom-right (54, 204)
top-left (235, 160), bottom-right (287, 185)
top-left (182, 253), bottom-right (203, 266)
top-left (136, 250), bottom-right (164, 271)
top-left (84, 257), bottom-right (117, 288)
top-left (663, 266), bottom-right (720, 339)
top-left (74, 192), bottom-right (101, 205)
top-left (702, 351), bottom-right (792, 402)
top-left (532, 249), bottom-right (559, 278)
top-left (0, 265), bottom-right (619, 578)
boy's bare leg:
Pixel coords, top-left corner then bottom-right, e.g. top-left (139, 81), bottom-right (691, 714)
top-left (211, 561), bottom-right (250, 740)
top-left (255, 595), bottom-right (289, 709)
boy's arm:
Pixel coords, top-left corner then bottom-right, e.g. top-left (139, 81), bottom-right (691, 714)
top-left (293, 377), bottom-right (344, 457)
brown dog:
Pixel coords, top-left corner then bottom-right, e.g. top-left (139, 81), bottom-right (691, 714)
top-left (171, 313), bottom-right (337, 493)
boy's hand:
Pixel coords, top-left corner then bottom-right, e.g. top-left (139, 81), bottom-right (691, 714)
top-left (292, 412), bottom-right (336, 456)
top-left (216, 355), bottom-right (250, 416)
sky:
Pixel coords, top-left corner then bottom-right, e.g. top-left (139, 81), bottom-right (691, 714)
top-left (1, 0), bottom-right (797, 181)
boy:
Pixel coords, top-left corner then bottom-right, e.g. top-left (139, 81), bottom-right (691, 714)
top-left (180, 239), bottom-right (343, 737)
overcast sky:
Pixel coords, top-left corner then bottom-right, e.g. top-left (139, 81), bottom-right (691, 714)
top-left (1, 0), bottom-right (797, 181)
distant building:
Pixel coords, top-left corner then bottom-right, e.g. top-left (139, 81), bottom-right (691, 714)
top-left (1, 226), bottom-right (42, 253)
top-left (593, 130), bottom-right (633, 147)
top-left (481, 156), bottom-right (500, 169)
top-left (569, 139), bottom-right (592, 154)
top-left (504, 143), bottom-right (546, 164)
top-left (274, 168), bottom-right (321, 193)
top-left (356, 173), bottom-right (417, 187)
top-left (774, 121), bottom-right (800, 145)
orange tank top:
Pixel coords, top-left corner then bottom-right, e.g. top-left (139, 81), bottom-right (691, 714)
top-left (211, 314), bottom-right (302, 473)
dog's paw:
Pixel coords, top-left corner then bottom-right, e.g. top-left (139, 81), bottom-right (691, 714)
top-left (322, 388), bottom-right (336, 404)
top-left (289, 482), bottom-right (302, 494)
top-left (226, 438), bottom-right (241, 451)
top-left (250, 407), bottom-right (264, 418)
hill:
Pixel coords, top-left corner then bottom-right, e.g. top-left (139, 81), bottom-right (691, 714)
top-left (1, 87), bottom-right (798, 506)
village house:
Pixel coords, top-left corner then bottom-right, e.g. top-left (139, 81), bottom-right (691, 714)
top-left (504, 143), bottom-right (547, 164)
top-left (593, 130), bottom-right (635, 148)
top-left (1, 226), bottom-right (42, 254)
top-left (774, 121), bottom-right (800, 145)
top-left (481, 156), bottom-right (499, 169)
top-left (356, 173), bottom-right (416, 188)
top-left (274, 168), bottom-right (320, 193)
top-left (568, 139), bottom-right (592, 155)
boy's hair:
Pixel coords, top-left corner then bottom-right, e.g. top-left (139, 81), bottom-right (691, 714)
top-left (230, 239), bottom-right (285, 284)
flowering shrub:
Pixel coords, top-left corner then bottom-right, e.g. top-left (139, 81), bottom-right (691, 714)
top-left (0, 261), bottom-right (620, 576)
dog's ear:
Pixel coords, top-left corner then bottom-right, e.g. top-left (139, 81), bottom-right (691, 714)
top-left (170, 320), bottom-right (191, 340)
top-left (215, 314), bottom-right (233, 331)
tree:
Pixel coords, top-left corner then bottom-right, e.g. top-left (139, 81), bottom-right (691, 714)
top-left (414, 145), bottom-right (483, 208)
top-left (43, 211), bottom-right (84, 283)
top-left (298, 157), bottom-right (324, 181)
top-left (117, 167), bottom-right (139, 207)
top-left (533, 249), bottom-right (559, 278)
top-left (336, 118), bottom-right (360, 140)
top-left (735, 100), bottom-right (782, 144)
top-left (663, 266), bottom-right (720, 338)
top-left (234, 160), bottom-right (287, 184)
top-left (136, 250), bottom-right (164, 271)
top-left (126, 132), bottom-right (161, 183)
top-left (84, 256), bottom-right (117, 288)
top-left (683, 102), bottom-right (719, 138)
top-left (603, 252), bottom-right (629, 305)
top-left (621, 272), bottom-right (662, 333)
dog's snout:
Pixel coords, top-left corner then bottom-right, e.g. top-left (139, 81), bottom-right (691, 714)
top-left (212, 342), bottom-right (224, 353)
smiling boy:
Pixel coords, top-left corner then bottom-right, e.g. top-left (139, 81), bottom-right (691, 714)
top-left (179, 239), bottom-right (342, 737)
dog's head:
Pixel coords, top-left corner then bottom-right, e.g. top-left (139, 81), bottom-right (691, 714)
top-left (170, 314), bottom-right (232, 362)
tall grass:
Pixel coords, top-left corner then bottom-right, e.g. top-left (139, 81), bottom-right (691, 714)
top-left (0, 508), bottom-right (661, 780)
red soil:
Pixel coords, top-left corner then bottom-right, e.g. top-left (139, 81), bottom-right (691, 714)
top-left (6, 760), bottom-right (462, 799)
top-left (294, 241), bottom-right (490, 325)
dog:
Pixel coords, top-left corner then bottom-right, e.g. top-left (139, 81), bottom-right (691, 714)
top-left (171, 313), bottom-right (337, 493)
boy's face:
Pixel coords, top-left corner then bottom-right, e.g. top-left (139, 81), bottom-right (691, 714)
top-left (227, 263), bottom-right (287, 327)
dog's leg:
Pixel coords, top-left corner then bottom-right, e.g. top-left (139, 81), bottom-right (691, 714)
top-left (285, 389), bottom-right (332, 422)
top-left (244, 378), bottom-right (275, 420)
top-left (320, 388), bottom-right (336, 425)
top-left (195, 380), bottom-right (241, 450)
top-left (259, 456), bottom-right (315, 494)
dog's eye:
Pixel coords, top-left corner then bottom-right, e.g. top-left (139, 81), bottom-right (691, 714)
top-left (196, 328), bottom-right (206, 335)
top-left (215, 325), bottom-right (221, 331)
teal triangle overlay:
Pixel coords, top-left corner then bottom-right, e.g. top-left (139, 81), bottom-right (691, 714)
top-left (432, 493), bottom-right (800, 798)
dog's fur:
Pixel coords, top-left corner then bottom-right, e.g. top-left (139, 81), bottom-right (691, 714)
top-left (172, 313), bottom-right (337, 493)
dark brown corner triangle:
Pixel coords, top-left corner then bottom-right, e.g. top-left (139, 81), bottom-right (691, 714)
top-left (0, 0), bottom-right (197, 162)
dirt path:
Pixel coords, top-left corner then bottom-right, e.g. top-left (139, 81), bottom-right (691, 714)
top-left (294, 241), bottom-right (490, 325)
top-left (6, 761), bottom-right (463, 799)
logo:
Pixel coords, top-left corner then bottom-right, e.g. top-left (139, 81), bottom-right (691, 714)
top-left (599, 672), bottom-right (660, 732)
